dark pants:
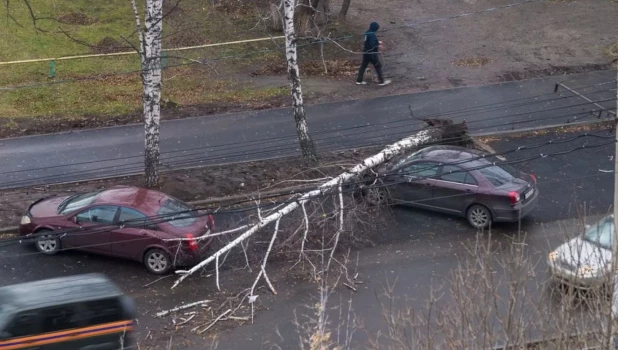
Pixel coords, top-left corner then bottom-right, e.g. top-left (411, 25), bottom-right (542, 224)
top-left (357, 53), bottom-right (384, 83)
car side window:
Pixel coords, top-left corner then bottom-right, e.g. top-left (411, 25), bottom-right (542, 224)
top-left (79, 299), bottom-right (124, 327)
top-left (464, 172), bottom-right (478, 185)
top-left (401, 162), bottom-right (439, 178)
top-left (76, 206), bottom-right (118, 224)
top-left (119, 207), bottom-right (158, 230)
top-left (5, 312), bottom-right (38, 338)
top-left (439, 165), bottom-right (467, 184)
top-left (40, 305), bottom-right (80, 333)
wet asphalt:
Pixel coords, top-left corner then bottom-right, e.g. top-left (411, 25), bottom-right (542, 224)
top-left (0, 127), bottom-right (615, 349)
top-left (0, 69), bottom-right (614, 189)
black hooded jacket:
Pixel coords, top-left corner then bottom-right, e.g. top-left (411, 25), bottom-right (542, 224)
top-left (363, 22), bottom-right (380, 55)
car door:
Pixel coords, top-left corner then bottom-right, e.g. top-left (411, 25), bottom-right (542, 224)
top-left (432, 164), bottom-right (479, 214)
top-left (64, 206), bottom-right (118, 254)
top-left (394, 161), bottom-right (439, 208)
top-left (111, 207), bottom-right (161, 260)
top-left (39, 304), bottom-right (84, 350)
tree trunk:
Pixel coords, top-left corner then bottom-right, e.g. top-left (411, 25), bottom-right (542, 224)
top-left (135, 0), bottom-right (163, 188)
top-left (283, 0), bottom-right (318, 162)
top-left (312, 0), bottom-right (329, 26)
top-left (339, 0), bottom-right (352, 22)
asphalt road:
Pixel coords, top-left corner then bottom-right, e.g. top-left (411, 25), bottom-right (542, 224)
top-left (0, 70), bottom-right (615, 189)
top-left (0, 129), bottom-right (614, 349)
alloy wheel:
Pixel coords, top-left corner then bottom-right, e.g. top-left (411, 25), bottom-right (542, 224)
top-left (36, 235), bottom-right (59, 254)
top-left (147, 251), bottom-right (169, 273)
top-left (365, 187), bottom-right (388, 206)
top-left (468, 205), bottom-right (490, 229)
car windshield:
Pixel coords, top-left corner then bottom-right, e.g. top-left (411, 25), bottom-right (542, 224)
top-left (157, 198), bottom-right (197, 228)
top-left (582, 216), bottom-right (614, 250)
top-left (58, 191), bottom-right (103, 214)
top-left (478, 164), bottom-right (518, 187)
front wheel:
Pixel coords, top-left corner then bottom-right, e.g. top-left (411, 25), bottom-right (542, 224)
top-left (363, 187), bottom-right (390, 207)
top-left (466, 204), bottom-right (492, 229)
top-left (144, 248), bottom-right (171, 275)
top-left (34, 230), bottom-right (61, 255)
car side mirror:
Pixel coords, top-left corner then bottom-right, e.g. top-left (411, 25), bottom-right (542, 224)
top-left (72, 216), bottom-right (79, 224)
top-left (92, 215), bottom-right (99, 222)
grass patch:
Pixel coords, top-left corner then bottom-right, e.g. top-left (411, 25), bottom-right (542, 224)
top-left (0, 0), bottom-right (296, 122)
top-left (604, 43), bottom-right (618, 60)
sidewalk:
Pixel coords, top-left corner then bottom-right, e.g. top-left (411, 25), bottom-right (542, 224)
top-left (0, 69), bottom-right (614, 189)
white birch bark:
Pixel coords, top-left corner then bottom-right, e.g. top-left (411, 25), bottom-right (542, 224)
top-left (132, 0), bottom-right (163, 188)
top-left (171, 128), bottom-right (442, 288)
top-left (283, 0), bottom-right (318, 162)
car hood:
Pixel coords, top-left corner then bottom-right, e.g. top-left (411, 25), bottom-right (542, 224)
top-left (29, 195), bottom-right (71, 218)
top-left (554, 236), bottom-right (611, 270)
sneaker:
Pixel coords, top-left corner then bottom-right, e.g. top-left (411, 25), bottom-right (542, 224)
top-left (378, 79), bottom-right (392, 86)
top-left (356, 81), bottom-right (367, 85)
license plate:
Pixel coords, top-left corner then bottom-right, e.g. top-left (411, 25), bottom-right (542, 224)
top-left (524, 188), bottom-right (534, 199)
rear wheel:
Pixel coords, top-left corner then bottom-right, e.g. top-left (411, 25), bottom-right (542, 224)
top-left (144, 248), bottom-right (171, 275)
top-left (34, 229), bottom-right (61, 255)
top-left (466, 204), bottom-right (492, 229)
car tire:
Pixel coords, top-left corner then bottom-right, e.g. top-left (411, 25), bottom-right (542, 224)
top-left (363, 187), bottom-right (390, 207)
top-left (34, 229), bottom-right (61, 255)
top-left (144, 248), bottom-right (171, 275)
top-left (466, 204), bottom-right (492, 229)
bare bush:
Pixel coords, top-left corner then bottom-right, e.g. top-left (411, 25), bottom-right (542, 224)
top-left (368, 219), bottom-right (616, 350)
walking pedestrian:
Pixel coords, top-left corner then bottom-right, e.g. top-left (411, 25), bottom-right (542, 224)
top-left (356, 21), bottom-right (391, 86)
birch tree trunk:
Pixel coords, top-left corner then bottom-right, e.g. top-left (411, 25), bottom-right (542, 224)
top-left (133, 0), bottom-right (163, 188)
top-left (283, 0), bottom-right (319, 163)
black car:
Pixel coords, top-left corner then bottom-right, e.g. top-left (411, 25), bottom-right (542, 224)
top-left (0, 274), bottom-right (135, 349)
top-left (360, 145), bottom-right (539, 229)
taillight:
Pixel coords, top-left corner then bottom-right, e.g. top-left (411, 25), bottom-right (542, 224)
top-left (529, 174), bottom-right (537, 184)
top-left (508, 191), bottom-right (520, 205)
top-left (185, 233), bottom-right (198, 251)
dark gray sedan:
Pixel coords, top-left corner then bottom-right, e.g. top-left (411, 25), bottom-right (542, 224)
top-left (361, 145), bottom-right (539, 229)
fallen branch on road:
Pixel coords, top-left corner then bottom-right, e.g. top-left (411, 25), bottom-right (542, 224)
top-left (171, 127), bottom-right (444, 289)
top-left (196, 309), bottom-right (232, 334)
top-left (156, 300), bottom-right (212, 317)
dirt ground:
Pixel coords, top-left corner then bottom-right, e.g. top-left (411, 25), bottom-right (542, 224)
top-left (333, 0), bottom-right (617, 91)
top-left (244, 0), bottom-right (618, 104)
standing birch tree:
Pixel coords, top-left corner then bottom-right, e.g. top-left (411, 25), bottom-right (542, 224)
top-left (283, 0), bottom-right (319, 163)
top-left (131, 0), bottom-right (163, 188)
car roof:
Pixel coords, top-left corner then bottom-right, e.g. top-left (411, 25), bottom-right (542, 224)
top-left (411, 145), bottom-right (492, 170)
top-left (94, 186), bottom-right (171, 215)
top-left (0, 273), bottom-right (123, 311)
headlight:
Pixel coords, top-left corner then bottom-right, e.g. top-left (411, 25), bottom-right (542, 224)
top-left (548, 251), bottom-right (558, 261)
top-left (20, 215), bottom-right (31, 225)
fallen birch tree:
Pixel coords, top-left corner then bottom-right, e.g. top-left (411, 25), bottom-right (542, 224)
top-left (171, 119), bottom-right (469, 290)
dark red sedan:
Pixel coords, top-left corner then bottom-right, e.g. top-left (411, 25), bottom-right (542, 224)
top-left (18, 186), bottom-right (215, 274)
top-left (361, 145), bottom-right (539, 229)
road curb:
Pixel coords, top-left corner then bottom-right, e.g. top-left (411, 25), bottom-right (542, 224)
top-left (0, 226), bottom-right (18, 234)
top-left (470, 119), bottom-right (612, 137)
